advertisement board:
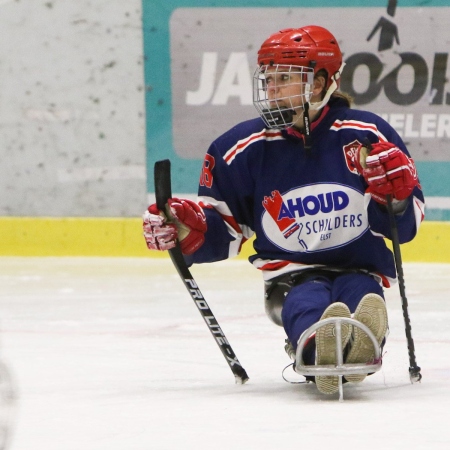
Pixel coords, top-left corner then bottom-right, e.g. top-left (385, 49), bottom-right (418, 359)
top-left (143, 0), bottom-right (450, 220)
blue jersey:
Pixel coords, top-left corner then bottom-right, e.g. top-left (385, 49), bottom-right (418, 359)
top-left (187, 97), bottom-right (425, 287)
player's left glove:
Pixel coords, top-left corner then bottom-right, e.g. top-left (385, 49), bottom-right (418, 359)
top-left (355, 141), bottom-right (419, 205)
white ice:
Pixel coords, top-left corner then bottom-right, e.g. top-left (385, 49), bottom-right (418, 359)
top-left (0, 257), bottom-right (449, 450)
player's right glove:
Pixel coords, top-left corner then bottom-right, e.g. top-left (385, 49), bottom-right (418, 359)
top-left (355, 141), bottom-right (419, 205)
top-left (143, 198), bottom-right (207, 255)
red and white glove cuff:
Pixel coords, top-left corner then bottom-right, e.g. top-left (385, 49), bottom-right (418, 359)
top-left (143, 208), bottom-right (178, 251)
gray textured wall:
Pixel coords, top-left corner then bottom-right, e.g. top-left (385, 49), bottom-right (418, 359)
top-left (0, 0), bottom-right (146, 217)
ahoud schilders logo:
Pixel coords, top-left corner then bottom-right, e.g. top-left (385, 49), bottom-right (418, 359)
top-left (261, 184), bottom-right (368, 253)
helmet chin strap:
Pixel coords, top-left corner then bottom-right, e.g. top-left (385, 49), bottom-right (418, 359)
top-left (302, 102), bottom-right (312, 151)
top-left (309, 62), bottom-right (346, 111)
top-left (300, 62), bottom-right (345, 151)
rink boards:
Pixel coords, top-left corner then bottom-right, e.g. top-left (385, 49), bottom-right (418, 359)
top-left (0, 217), bottom-right (448, 262)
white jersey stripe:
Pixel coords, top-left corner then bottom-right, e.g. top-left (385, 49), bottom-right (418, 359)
top-left (198, 195), bottom-right (254, 257)
top-left (330, 119), bottom-right (388, 142)
top-left (223, 129), bottom-right (284, 165)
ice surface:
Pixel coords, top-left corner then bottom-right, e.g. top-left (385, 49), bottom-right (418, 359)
top-left (0, 257), bottom-right (449, 449)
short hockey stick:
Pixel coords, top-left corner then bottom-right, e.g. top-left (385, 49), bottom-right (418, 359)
top-left (154, 159), bottom-right (249, 384)
top-left (385, 194), bottom-right (422, 382)
top-left (363, 140), bottom-right (422, 382)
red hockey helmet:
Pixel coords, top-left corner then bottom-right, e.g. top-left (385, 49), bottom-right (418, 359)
top-left (257, 25), bottom-right (343, 89)
top-left (253, 26), bottom-right (345, 130)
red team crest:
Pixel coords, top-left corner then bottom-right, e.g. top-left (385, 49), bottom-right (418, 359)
top-left (342, 140), bottom-right (362, 174)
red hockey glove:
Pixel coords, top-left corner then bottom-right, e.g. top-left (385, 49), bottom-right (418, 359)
top-left (356, 142), bottom-right (418, 205)
top-left (167, 198), bottom-right (207, 255)
top-left (143, 198), bottom-right (206, 255)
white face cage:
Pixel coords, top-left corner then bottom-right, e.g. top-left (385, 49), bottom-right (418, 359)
top-left (253, 64), bottom-right (314, 129)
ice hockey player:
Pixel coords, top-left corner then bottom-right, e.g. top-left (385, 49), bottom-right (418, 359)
top-left (143, 25), bottom-right (425, 394)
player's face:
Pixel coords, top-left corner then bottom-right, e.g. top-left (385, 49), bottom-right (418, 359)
top-left (253, 64), bottom-right (315, 129)
top-left (263, 67), bottom-right (310, 110)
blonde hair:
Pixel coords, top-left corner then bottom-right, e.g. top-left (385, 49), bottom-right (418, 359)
top-left (315, 69), bottom-right (353, 107)
top-left (331, 90), bottom-right (353, 107)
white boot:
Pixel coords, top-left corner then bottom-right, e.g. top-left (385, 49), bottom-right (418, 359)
top-left (345, 293), bottom-right (388, 383)
top-left (315, 302), bottom-right (351, 394)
